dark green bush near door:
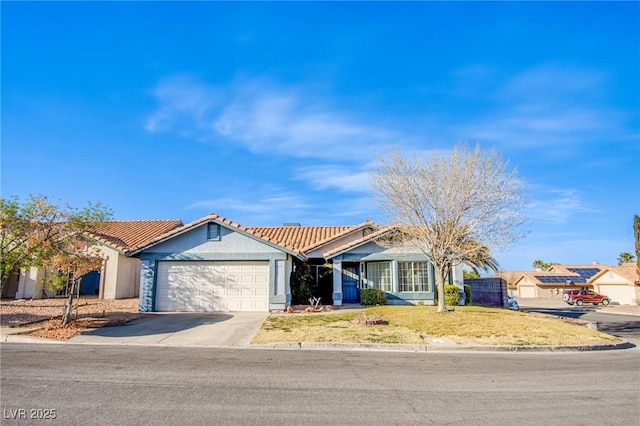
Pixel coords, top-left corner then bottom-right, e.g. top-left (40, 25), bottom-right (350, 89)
top-left (360, 288), bottom-right (387, 306)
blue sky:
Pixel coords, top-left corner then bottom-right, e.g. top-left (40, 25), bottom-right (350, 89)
top-left (2, 2), bottom-right (638, 271)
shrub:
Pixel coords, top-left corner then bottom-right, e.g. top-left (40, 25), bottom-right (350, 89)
top-left (444, 285), bottom-right (460, 306)
top-left (290, 260), bottom-right (313, 305)
top-left (464, 285), bottom-right (472, 305)
top-left (360, 288), bottom-right (387, 306)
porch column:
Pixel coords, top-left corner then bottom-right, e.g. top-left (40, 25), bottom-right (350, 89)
top-left (332, 259), bottom-right (343, 306)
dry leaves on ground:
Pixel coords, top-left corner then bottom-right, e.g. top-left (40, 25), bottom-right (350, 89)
top-left (1, 297), bottom-right (141, 340)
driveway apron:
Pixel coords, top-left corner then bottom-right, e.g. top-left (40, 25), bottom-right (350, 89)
top-left (69, 312), bottom-right (269, 347)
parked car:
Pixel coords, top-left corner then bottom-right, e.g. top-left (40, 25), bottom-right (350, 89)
top-left (562, 289), bottom-right (610, 306)
top-left (506, 296), bottom-right (519, 310)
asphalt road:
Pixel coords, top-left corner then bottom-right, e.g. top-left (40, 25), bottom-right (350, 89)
top-left (521, 307), bottom-right (640, 345)
top-left (1, 343), bottom-right (638, 425)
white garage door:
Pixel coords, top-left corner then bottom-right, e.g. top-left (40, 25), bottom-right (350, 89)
top-left (155, 261), bottom-right (269, 312)
top-left (596, 285), bottom-right (635, 305)
top-left (519, 285), bottom-right (537, 298)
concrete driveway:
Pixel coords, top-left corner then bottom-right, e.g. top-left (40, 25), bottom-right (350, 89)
top-left (69, 312), bottom-right (269, 347)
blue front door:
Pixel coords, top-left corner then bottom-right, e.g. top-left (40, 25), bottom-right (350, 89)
top-left (342, 264), bottom-right (360, 303)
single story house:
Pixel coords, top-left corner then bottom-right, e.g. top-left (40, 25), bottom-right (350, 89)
top-left (131, 213), bottom-right (464, 312)
top-left (506, 263), bottom-right (639, 305)
top-left (324, 226), bottom-right (464, 306)
top-left (589, 262), bottom-right (639, 305)
top-left (510, 265), bottom-right (605, 299)
top-left (8, 220), bottom-right (182, 300)
top-left (130, 213), bottom-right (308, 312)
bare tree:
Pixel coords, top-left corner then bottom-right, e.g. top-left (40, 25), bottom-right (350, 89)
top-left (370, 144), bottom-right (528, 312)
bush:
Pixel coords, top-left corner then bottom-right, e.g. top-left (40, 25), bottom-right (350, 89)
top-left (444, 285), bottom-right (460, 306)
top-left (360, 288), bottom-right (387, 306)
top-left (290, 260), bottom-right (313, 305)
top-left (464, 285), bottom-right (472, 305)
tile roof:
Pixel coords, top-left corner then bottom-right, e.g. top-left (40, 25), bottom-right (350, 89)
top-left (130, 213), bottom-right (308, 258)
top-left (589, 262), bottom-right (640, 283)
top-left (501, 264), bottom-right (607, 286)
top-left (248, 220), bottom-right (379, 253)
top-left (323, 225), bottom-right (398, 258)
top-left (88, 220), bottom-right (183, 253)
top-left (495, 271), bottom-right (529, 287)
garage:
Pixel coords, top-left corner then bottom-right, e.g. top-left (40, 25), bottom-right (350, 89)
top-left (518, 285), bottom-right (537, 298)
top-left (594, 284), bottom-right (635, 305)
top-left (155, 261), bottom-right (269, 312)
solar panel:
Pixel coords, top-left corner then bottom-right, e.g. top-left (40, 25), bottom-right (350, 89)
top-left (534, 275), bottom-right (577, 283)
top-left (567, 268), bottom-right (600, 282)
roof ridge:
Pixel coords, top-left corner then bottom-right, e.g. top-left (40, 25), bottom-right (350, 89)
top-left (129, 212), bottom-right (305, 257)
top-left (323, 225), bottom-right (397, 258)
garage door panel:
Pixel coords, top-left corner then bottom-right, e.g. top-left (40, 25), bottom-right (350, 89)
top-left (155, 261), bottom-right (269, 312)
top-left (597, 285), bottom-right (634, 305)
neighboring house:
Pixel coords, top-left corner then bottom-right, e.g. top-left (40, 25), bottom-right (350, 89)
top-left (495, 271), bottom-right (528, 297)
top-left (324, 226), bottom-right (465, 306)
top-left (505, 263), bottom-right (640, 305)
top-left (589, 262), bottom-right (640, 305)
top-left (510, 264), bottom-right (605, 299)
top-left (10, 220), bottom-right (182, 300)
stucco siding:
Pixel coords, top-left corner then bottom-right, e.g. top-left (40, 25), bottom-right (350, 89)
top-left (15, 267), bottom-right (56, 299)
top-left (144, 225), bottom-right (283, 255)
top-left (306, 229), bottom-right (376, 259)
top-left (137, 225), bottom-right (294, 312)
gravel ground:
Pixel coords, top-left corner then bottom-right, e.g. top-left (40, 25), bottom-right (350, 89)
top-left (0, 297), bottom-right (141, 339)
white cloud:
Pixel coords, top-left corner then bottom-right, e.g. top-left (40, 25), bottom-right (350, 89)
top-left (146, 75), bottom-right (402, 159)
top-left (458, 64), bottom-right (626, 149)
top-left (185, 191), bottom-right (313, 226)
top-left (145, 75), bottom-right (223, 137)
top-left (528, 188), bottom-right (595, 225)
top-left (295, 165), bottom-right (372, 193)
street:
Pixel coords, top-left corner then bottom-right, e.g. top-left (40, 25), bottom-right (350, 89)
top-left (521, 306), bottom-right (640, 345)
top-left (1, 343), bottom-right (638, 425)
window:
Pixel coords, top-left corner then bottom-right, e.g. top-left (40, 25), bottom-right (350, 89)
top-left (398, 262), bottom-right (429, 292)
top-left (207, 223), bottom-right (221, 241)
top-left (366, 262), bottom-right (392, 292)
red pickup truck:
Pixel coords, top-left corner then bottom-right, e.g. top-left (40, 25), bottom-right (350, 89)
top-left (562, 289), bottom-right (610, 306)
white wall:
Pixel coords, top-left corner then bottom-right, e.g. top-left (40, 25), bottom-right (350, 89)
top-left (99, 246), bottom-right (140, 299)
top-left (15, 267), bottom-right (56, 299)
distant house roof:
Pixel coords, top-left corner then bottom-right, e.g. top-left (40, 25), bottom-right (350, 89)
top-left (503, 264), bottom-right (608, 287)
top-left (588, 262), bottom-right (640, 284)
top-left (87, 220), bottom-right (183, 254)
top-left (248, 220), bottom-right (379, 253)
top-left (495, 271), bottom-right (530, 287)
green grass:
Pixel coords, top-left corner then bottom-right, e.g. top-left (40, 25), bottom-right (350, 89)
top-left (251, 305), bottom-right (620, 346)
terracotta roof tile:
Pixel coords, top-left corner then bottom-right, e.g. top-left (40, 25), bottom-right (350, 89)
top-left (323, 225), bottom-right (397, 258)
top-left (88, 220), bottom-right (183, 253)
top-left (247, 220), bottom-right (380, 253)
top-left (132, 213), bottom-right (307, 257)
top-left (589, 262), bottom-right (640, 283)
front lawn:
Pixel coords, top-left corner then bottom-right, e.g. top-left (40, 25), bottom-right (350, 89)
top-left (251, 305), bottom-right (620, 346)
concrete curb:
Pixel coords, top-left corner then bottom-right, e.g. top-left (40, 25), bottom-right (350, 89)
top-left (2, 333), bottom-right (634, 352)
top-left (250, 340), bottom-right (635, 353)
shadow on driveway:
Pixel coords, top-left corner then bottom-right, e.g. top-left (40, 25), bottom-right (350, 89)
top-left (70, 312), bottom-right (269, 347)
